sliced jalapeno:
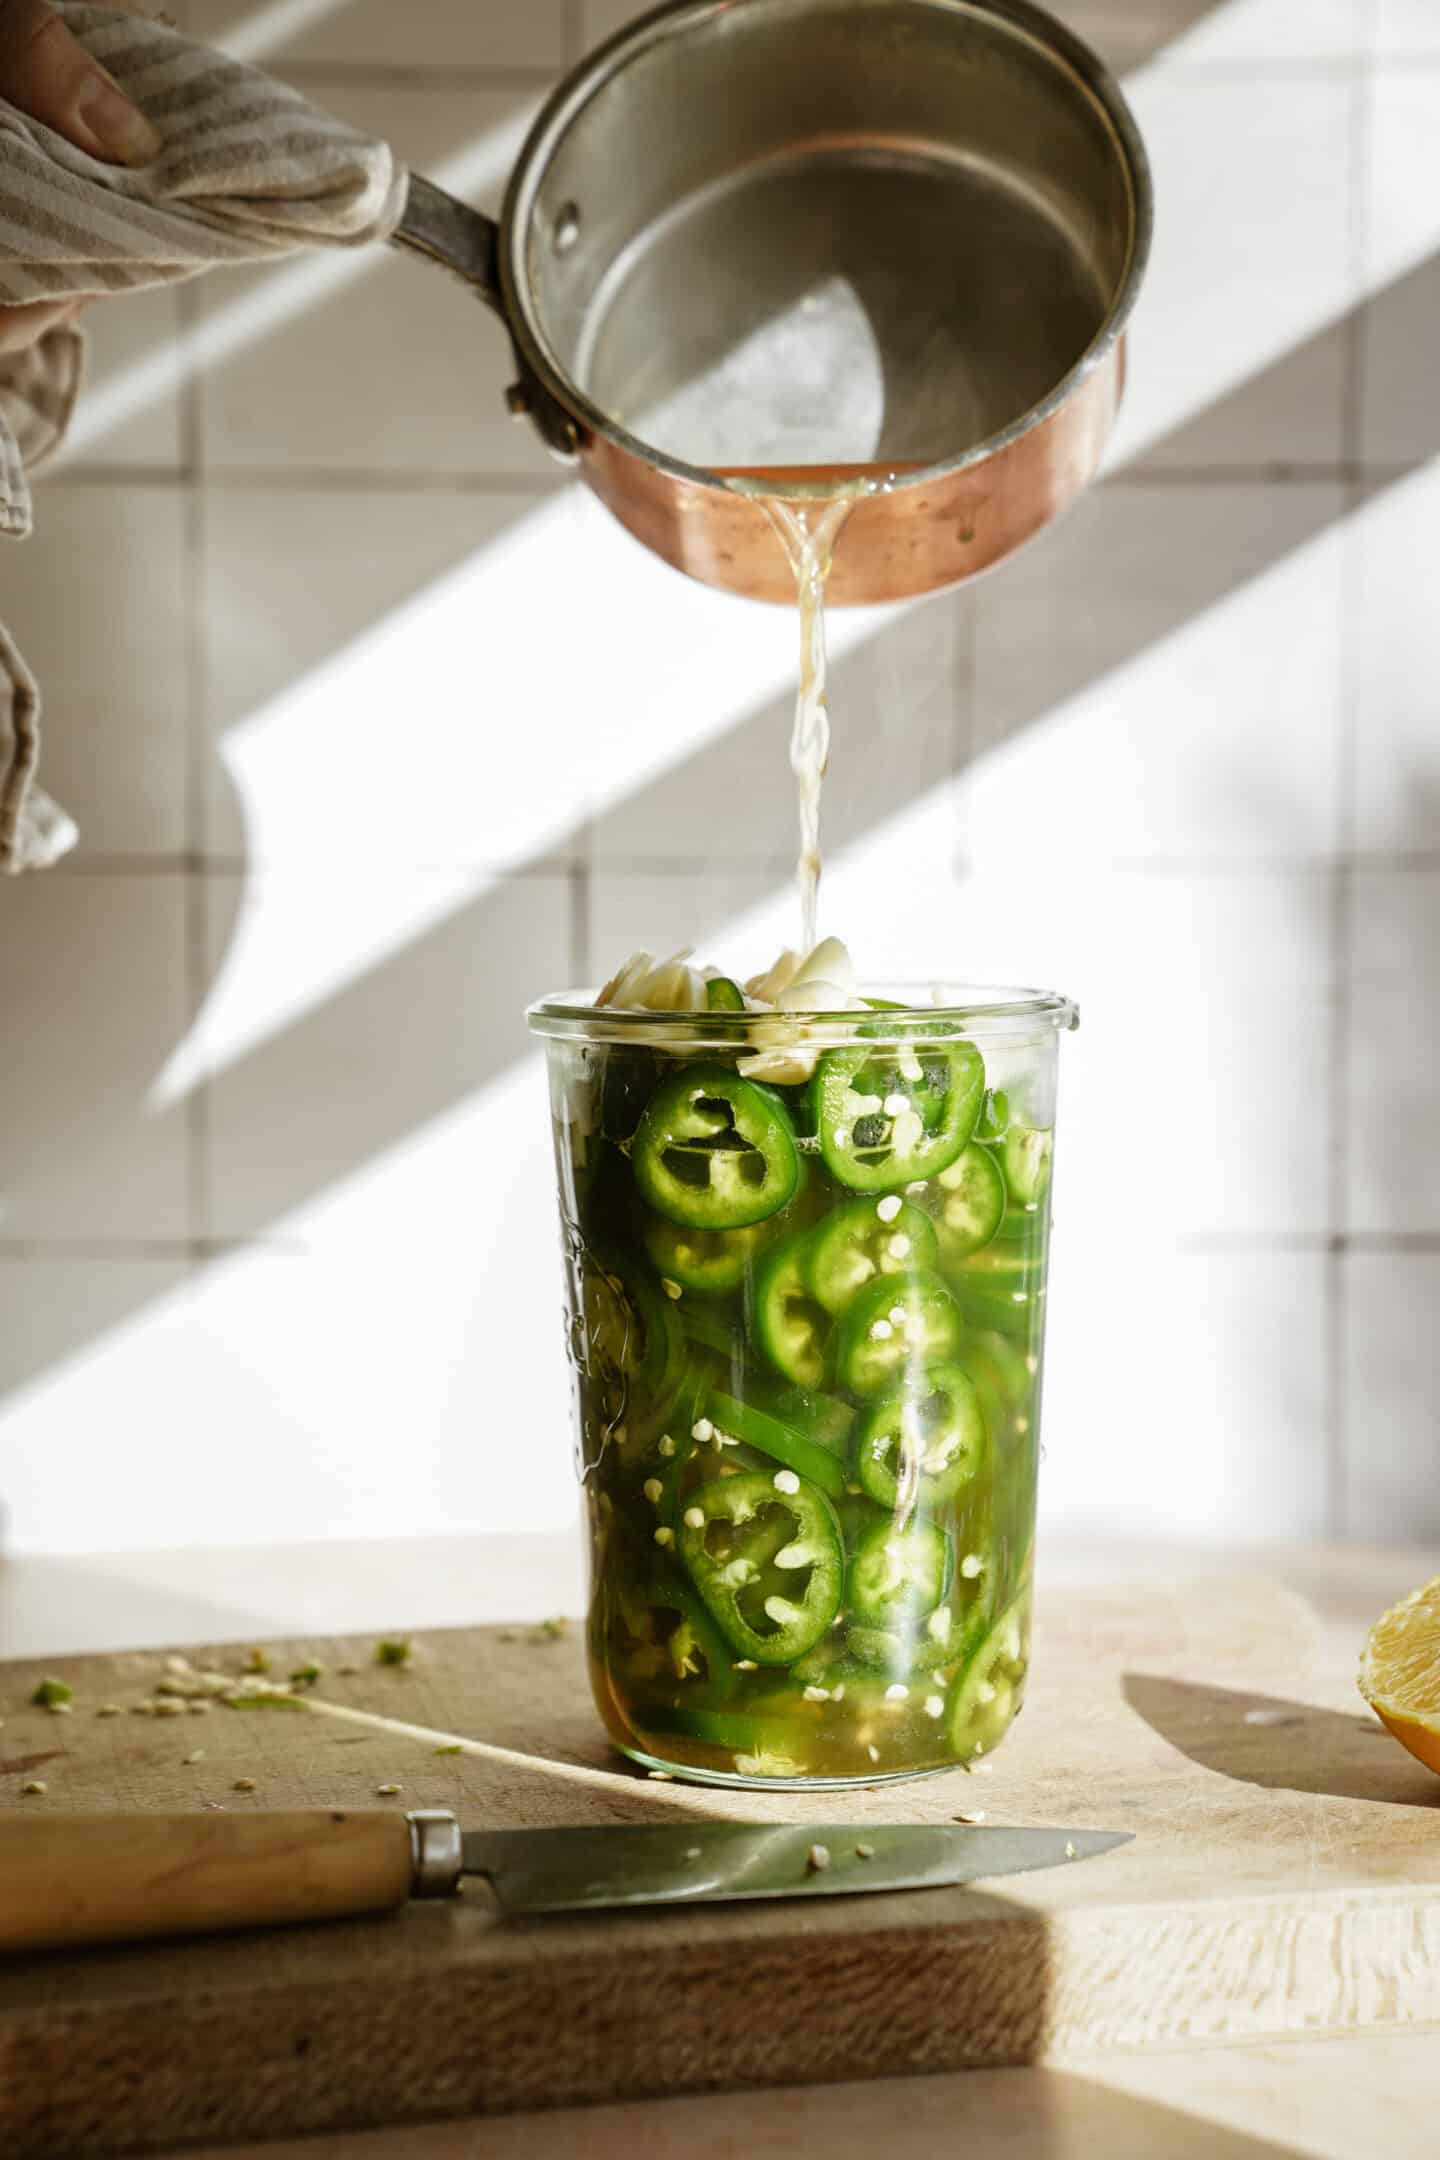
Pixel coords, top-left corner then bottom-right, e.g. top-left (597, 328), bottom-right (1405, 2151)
top-left (702, 1388), bottom-right (849, 1500)
top-left (835, 1269), bottom-right (963, 1398)
top-left (622, 1578), bottom-right (739, 1701)
top-left (767, 1386), bottom-right (856, 1461)
top-left (847, 1601), bottom-right (977, 1675)
top-left (930, 1143), bottom-right (1007, 1262)
top-left (640, 1212), bottom-right (770, 1296)
top-left (1001, 1125), bottom-right (1052, 1207)
top-left (812, 1038), bottom-right (984, 1194)
top-left (678, 1469), bottom-right (844, 1666)
top-left (805, 1195), bottom-right (940, 1314)
top-left (975, 1087), bottom-right (1010, 1142)
top-left (945, 1589), bottom-right (1030, 1759)
top-left (643, 1703), bottom-right (802, 1769)
top-left (956, 1328), bottom-right (1033, 1441)
top-left (854, 1361), bottom-right (988, 1509)
top-left (576, 1246), bottom-right (685, 1455)
top-left (704, 976), bottom-right (747, 1013)
top-left (950, 1240), bottom-right (1046, 1340)
top-left (634, 1063), bottom-right (800, 1230)
top-left (847, 1518), bottom-right (952, 1627)
top-left (754, 1228), bottom-right (833, 1388)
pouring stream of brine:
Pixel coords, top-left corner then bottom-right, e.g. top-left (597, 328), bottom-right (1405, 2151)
top-left (721, 470), bottom-right (892, 953)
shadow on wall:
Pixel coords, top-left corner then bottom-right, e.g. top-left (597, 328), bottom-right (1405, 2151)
top-left (0, 238), bottom-right (1438, 1442)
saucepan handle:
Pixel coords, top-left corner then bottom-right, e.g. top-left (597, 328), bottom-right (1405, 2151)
top-left (0, 1808), bottom-right (463, 1954)
top-left (391, 174), bottom-right (505, 314)
top-left (389, 175), bottom-right (582, 463)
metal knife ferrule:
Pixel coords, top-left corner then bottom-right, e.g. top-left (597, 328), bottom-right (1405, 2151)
top-left (407, 1809), bottom-right (464, 1898)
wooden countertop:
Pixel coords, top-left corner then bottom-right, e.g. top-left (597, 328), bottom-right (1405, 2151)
top-left (3, 1532), bottom-right (1437, 2159)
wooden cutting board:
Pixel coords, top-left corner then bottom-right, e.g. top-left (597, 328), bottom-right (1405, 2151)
top-left (2, 1575), bottom-right (1438, 2156)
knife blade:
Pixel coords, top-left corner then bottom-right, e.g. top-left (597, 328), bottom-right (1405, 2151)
top-left (0, 1809), bottom-right (1132, 1955)
top-left (460, 1821), bottom-right (1132, 1914)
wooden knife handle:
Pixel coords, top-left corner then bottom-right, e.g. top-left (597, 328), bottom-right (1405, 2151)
top-left (0, 1808), bottom-right (433, 1954)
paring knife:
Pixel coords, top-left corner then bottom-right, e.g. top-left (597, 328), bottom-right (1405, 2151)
top-left (0, 1809), bottom-right (1132, 1955)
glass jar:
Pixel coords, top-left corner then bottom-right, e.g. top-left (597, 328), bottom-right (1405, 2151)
top-left (527, 985), bottom-right (1076, 1789)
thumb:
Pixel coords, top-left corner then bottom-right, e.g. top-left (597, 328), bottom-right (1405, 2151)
top-left (0, 0), bottom-right (161, 165)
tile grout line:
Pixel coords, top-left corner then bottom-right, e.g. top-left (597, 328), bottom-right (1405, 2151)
top-left (1324, 40), bottom-right (1377, 1541)
top-left (174, 277), bottom-right (211, 1259)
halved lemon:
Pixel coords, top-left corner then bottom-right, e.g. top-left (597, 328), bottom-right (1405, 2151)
top-left (1358, 1576), bottom-right (1440, 1775)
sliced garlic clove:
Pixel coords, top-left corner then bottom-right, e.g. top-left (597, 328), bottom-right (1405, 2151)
top-left (745, 948), bottom-right (803, 1002)
top-left (738, 1048), bottom-right (820, 1084)
top-left (777, 977), bottom-right (851, 1013)
top-left (596, 949), bottom-right (654, 1007)
top-left (790, 936), bottom-right (856, 991)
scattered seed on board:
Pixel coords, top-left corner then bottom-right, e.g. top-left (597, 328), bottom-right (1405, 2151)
top-left (188, 1701), bottom-right (209, 1715)
top-left (1064, 1840), bottom-right (1077, 1859)
top-left (376, 1783), bottom-right (402, 1797)
top-left (95, 1703), bottom-right (123, 1718)
top-left (233, 1777), bottom-right (257, 1793)
top-left (647, 1770), bottom-right (673, 1781)
top-left (855, 1842), bottom-right (875, 1859)
top-left (184, 1750), bottom-right (206, 1765)
top-left (954, 1809), bottom-right (987, 1825)
top-left (21, 1779), bottom-right (48, 1795)
top-left (806, 1843), bottom-right (831, 1873)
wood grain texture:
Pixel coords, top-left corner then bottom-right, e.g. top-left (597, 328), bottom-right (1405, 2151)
top-left (1, 1577), bottom-right (1438, 2156)
top-left (0, 1809), bottom-right (414, 1953)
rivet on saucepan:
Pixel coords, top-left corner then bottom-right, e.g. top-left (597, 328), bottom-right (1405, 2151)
top-left (553, 201), bottom-right (581, 255)
top-left (505, 382), bottom-right (531, 420)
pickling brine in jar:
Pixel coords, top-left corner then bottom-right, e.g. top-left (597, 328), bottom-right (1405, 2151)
top-left (528, 969), bottom-right (1075, 1788)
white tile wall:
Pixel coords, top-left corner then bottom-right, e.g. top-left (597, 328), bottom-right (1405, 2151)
top-left (1359, 71), bottom-right (1440, 467)
top-left (0, 485), bottom-right (191, 858)
top-left (1374, 1), bottom-right (1440, 57)
top-left (1340, 1255), bottom-right (1440, 1542)
top-left (1, 0), bottom-right (1437, 1558)
top-left (0, 879), bottom-right (190, 1243)
top-left (1345, 871), bottom-right (1440, 1235)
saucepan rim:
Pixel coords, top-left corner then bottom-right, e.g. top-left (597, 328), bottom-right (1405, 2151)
top-left (498, 0), bottom-right (1154, 499)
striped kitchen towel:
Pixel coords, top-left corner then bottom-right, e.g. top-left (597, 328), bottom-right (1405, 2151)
top-left (0, 3), bottom-right (408, 873)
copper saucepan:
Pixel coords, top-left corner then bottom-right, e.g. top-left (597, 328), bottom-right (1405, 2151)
top-left (391, 0), bottom-right (1152, 606)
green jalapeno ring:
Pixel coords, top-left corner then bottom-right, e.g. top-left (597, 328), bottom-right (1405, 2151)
top-left (812, 1038), bottom-right (985, 1195)
top-left (805, 1195), bottom-right (941, 1314)
top-left (835, 1269), bottom-right (963, 1398)
top-left (847, 1518), bottom-right (953, 1627)
top-left (640, 1211), bottom-right (772, 1296)
top-left (677, 1469), bottom-right (844, 1666)
top-left (701, 1389), bottom-right (849, 1499)
top-left (945, 1589), bottom-right (1031, 1760)
top-left (853, 1361), bottom-right (989, 1510)
top-left (928, 1143), bottom-right (1007, 1263)
top-left (617, 1576), bottom-right (741, 1703)
top-left (578, 1245), bottom-right (687, 1453)
top-left (633, 1063), bottom-right (800, 1230)
top-left (754, 1227), bottom-right (834, 1388)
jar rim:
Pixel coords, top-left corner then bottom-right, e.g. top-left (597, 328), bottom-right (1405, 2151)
top-left (527, 982), bottom-right (1078, 1043)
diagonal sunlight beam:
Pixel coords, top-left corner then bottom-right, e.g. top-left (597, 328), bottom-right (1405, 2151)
top-left (2, 0), bottom-right (1434, 1504)
top-left (148, 249), bottom-right (1439, 1210)
top-left (150, 4), bottom-right (1422, 1081)
top-left (207, 0), bottom-right (355, 68)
